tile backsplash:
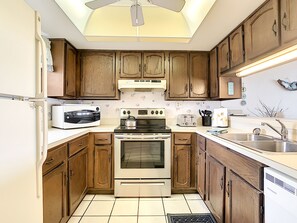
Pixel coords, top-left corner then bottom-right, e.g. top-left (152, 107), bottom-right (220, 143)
top-left (48, 92), bottom-right (221, 125)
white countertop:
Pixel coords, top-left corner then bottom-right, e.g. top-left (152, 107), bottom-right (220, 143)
top-left (48, 124), bottom-right (297, 180)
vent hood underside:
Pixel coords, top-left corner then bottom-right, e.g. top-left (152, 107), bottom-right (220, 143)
top-left (118, 79), bottom-right (166, 92)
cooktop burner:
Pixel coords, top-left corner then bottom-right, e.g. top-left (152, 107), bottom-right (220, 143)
top-left (114, 108), bottom-right (171, 133)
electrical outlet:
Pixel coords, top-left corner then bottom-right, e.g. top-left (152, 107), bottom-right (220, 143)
top-left (175, 102), bottom-right (182, 108)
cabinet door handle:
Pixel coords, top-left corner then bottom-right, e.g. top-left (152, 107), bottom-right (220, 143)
top-left (45, 158), bottom-right (54, 165)
top-left (226, 181), bottom-right (231, 197)
top-left (220, 176), bottom-right (224, 190)
top-left (226, 51), bottom-right (229, 62)
top-left (272, 19), bottom-right (277, 36)
top-left (282, 13), bottom-right (288, 30)
top-left (185, 84), bottom-right (188, 92)
top-left (70, 170), bottom-right (74, 177)
top-left (190, 83), bottom-right (193, 92)
top-left (144, 64), bottom-right (147, 73)
top-left (139, 64), bottom-right (142, 73)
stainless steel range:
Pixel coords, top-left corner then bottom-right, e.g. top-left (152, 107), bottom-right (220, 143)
top-left (114, 108), bottom-right (171, 197)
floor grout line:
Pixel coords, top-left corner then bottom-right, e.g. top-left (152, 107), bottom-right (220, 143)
top-left (183, 194), bottom-right (193, 214)
top-left (107, 198), bottom-right (116, 223)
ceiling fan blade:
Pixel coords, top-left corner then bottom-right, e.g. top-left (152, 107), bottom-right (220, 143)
top-left (85, 0), bottom-right (120, 9)
top-left (149, 0), bottom-right (185, 12)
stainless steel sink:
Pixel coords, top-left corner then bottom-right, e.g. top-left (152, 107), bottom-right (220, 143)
top-left (218, 133), bottom-right (274, 141)
top-left (240, 141), bottom-right (297, 153)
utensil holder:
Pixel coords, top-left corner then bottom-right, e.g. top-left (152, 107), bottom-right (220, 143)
top-left (202, 116), bottom-right (212, 126)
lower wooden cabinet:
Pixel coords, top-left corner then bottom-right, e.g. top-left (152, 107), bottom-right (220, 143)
top-left (172, 133), bottom-right (196, 192)
top-left (43, 163), bottom-right (67, 223)
top-left (204, 139), bottom-right (264, 223)
top-left (225, 170), bottom-right (263, 223)
top-left (197, 147), bottom-right (206, 199)
top-left (68, 148), bottom-right (88, 215)
top-left (94, 145), bottom-right (112, 189)
top-left (205, 155), bottom-right (225, 223)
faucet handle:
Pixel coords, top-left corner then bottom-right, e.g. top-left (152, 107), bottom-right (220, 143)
top-left (253, 128), bottom-right (261, 135)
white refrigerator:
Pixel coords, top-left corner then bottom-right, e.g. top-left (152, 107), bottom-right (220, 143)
top-left (0, 0), bottom-right (48, 223)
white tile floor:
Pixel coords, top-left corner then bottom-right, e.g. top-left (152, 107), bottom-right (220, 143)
top-left (67, 193), bottom-right (210, 223)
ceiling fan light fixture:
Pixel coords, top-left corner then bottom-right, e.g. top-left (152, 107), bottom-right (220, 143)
top-left (130, 3), bottom-right (144, 26)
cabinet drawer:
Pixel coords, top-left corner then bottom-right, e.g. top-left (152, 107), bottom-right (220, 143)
top-left (69, 134), bottom-right (89, 157)
top-left (174, 133), bottom-right (192, 145)
top-left (43, 144), bottom-right (67, 175)
top-left (197, 135), bottom-right (206, 151)
top-left (94, 133), bottom-right (112, 145)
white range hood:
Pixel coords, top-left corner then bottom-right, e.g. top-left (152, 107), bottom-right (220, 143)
top-left (118, 79), bottom-right (167, 92)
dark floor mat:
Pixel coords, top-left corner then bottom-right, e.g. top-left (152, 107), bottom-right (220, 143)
top-left (167, 213), bottom-right (217, 223)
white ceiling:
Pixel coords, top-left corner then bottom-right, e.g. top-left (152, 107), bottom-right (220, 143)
top-left (25, 0), bottom-right (265, 51)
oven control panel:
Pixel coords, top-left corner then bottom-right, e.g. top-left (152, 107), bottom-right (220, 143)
top-left (120, 108), bottom-right (165, 119)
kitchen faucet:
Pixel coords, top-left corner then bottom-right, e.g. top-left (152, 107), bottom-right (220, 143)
top-left (261, 119), bottom-right (288, 141)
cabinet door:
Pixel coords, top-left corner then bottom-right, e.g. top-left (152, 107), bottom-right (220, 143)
top-left (65, 43), bottom-right (77, 97)
top-left (206, 155), bottom-right (225, 223)
top-left (173, 145), bottom-right (191, 188)
top-left (68, 149), bottom-right (88, 215)
top-left (225, 170), bottom-right (263, 223)
top-left (80, 52), bottom-right (116, 97)
top-left (120, 52), bottom-right (142, 78)
top-left (229, 26), bottom-right (244, 68)
top-left (94, 145), bottom-right (112, 189)
top-left (219, 76), bottom-right (242, 99)
top-left (244, 0), bottom-right (280, 60)
top-left (209, 48), bottom-right (219, 98)
top-left (43, 163), bottom-right (67, 223)
top-left (281, 0), bottom-right (297, 45)
top-left (218, 38), bottom-right (230, 73)
top-left (189, 52), bottom-right (209, 98)
top-left (143, 52), bottom-right (165, 78)
top-left (197, 148), bottom-right (206, 199)
top-left (169, 53), bottom-right (189, 98)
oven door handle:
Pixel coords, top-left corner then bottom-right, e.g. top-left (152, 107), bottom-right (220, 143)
top-left (115, 134), bottom-right (171, 140)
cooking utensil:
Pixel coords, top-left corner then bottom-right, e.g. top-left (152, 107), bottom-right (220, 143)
top-left (125, 115), bottom-right (136, 127)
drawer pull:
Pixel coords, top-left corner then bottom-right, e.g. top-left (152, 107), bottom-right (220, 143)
top-left (78, 143), bottom-right (83, 146)
top-left (98, 138), bottom-right (108, 141)
top-left (179, 138), bottom-right (189, 141)
top-left (45, 158), bottom-right (54, 165)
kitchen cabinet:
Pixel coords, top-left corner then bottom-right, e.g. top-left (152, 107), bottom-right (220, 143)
top-left (280, 0), bottom-right (297, 45)
top-left (93, 133), bottom-right (113, 190)
top-left (119, 52), bottom-right (165, 78)
top-left (218, 26), bottom-right (244, 74)
top-left (196, 135), bottom-right (206, 199)
top-left (68, 135), bottom-right (88, 215)
top-left (205, 139), bottom-right (264, 223)
top-left (189, 52), bottom-right (209, 98)
top-left (80, 51), bottom-right (118, 99)
top-left (244, 0), bottom-right (280, 61)
top-left (168, 52), bottom-right (209, 100)
top-left (42, 144), bottom-right (68, 223)
top-left (168, 52), bottom-right (189, 98)
top-left (225, 170), bottom-right (263, 223)
top-left (218, 38), bottom-right (230, 73)
top-left (209, 48), bottom-right (219, 98)
top-left (205, 155), bottom-right (225, 223)
top-left (172, 133), bottom-right (196, 192)
top-left (48, 39), bottom-right (77, 98)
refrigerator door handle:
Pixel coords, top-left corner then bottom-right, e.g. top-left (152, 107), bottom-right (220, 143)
top-left (33, 100), bottom-right (48, 198)
top-left (35, 12), bottom-right (47, 99)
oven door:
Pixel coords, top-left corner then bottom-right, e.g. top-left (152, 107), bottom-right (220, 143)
top-left (114, 133), bottom-right (171, 179)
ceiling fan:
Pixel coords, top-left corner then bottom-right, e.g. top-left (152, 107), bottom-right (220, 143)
top-left (85, 0), bottom-right (186, 26)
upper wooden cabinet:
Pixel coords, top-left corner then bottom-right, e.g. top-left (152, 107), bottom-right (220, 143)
top-left (229, 26), bottom-right (245, 68)
top-left (168, 53), bottom-right (189, 98)
top-left (218, 26), bottom-right (244, 74)
top-left (48, 39), bottom-right (77, 98)
top-left (168, 52), bottom-right (209, 100)
top-left (143, 52), bottom-right (165, 78)
top-left (209, 48), bottom-right (219, 98)
top-left (244, 0), bottom-right (280, 61)
top-left (189, 52), bottom-right (209, 98)
top-left (218, 38), bottom-right (230, 73)
top-left (80, 51), bottom-right (118, 99)
top-left (119, 52), bottom-right (165, 78)
top-left (280, 0), bottom-right (297, 45)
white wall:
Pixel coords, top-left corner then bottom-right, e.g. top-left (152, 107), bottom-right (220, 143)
top-left (222, 60), bottom-right (297, 119)
top-left (48, 92), bottom-right (221, 125)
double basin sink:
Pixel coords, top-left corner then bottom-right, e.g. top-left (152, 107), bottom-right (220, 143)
top-left (217, 133), bottom-right (297, 153)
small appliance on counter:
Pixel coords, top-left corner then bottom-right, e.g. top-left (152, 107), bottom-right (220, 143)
top-left (212, 108), bottom-right (228, 128)
top-left (177, 114), bottom-right (197, 127)
top-left (52, 104), bottom-right (100, 129)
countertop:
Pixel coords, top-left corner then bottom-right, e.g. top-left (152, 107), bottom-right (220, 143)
top-left (48, 124), bottom-right (297, 180)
